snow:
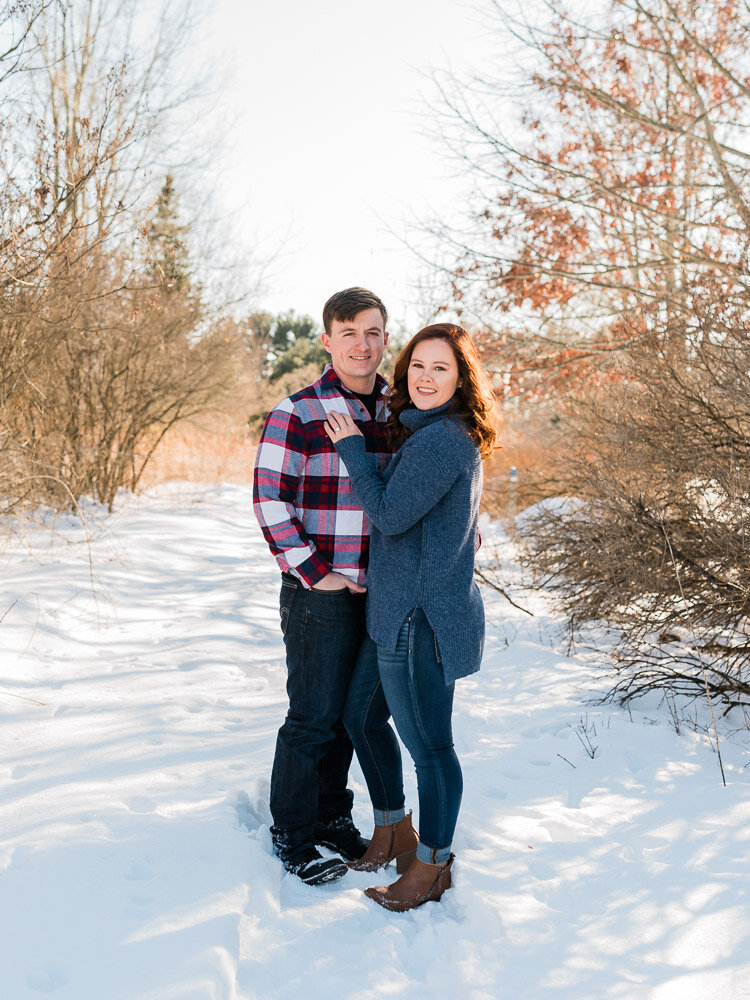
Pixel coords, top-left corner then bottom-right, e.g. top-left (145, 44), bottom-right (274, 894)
top-left (1, 483), bottom-right (749, 1000)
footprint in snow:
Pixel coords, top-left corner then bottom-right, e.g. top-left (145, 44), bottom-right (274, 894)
top-left (234, 785), bottom-right (271, 833)
top-left (125, 796), bottom-right (155, 815)
top-left (26, 965), bottom-right (70, 993)
top-left (11, 764), bottom-right (34, 779)
top-left (128, 890), bottom-right (157, 907)
top-left (484, 786), bottom-right (508, 800)
top-left (626, 750), bottom-right (647, 773)
top-left (125, 857), bottom-right (155, 881)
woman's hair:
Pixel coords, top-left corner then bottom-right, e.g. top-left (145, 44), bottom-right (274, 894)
top-left (387, 323), bottom-right (500, 457)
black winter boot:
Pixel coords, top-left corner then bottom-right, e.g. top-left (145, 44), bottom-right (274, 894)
top-left (313, 817), bottom-right (370, 862)
top-left (272, 828), bottom-right (348, 885)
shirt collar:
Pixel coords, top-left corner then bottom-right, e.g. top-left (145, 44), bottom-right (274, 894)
top-left (320, 363), bottom-right (388, 398)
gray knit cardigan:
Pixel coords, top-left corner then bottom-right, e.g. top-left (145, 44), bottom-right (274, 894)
top-left (333, 399), bottom-right (484, 683)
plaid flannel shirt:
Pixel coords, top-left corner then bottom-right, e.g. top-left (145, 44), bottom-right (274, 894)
top-left (252, 364), bottom-right (391, 588)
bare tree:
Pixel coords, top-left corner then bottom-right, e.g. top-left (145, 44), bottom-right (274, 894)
top-left (522, 294), bottom-right (750, 710)
top-left (434, 0), bottom-right (750, 400)
top-left (434, 0), bottom-right (750, 710)
top-left (0, 0), bottom-right (241, 514)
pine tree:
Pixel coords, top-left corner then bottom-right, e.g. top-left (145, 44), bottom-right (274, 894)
top-left (148, 175), bottom-right (190, 293)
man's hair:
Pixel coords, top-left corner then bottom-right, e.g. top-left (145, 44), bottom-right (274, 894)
top-left (322, 287), bottom-right (388, 334)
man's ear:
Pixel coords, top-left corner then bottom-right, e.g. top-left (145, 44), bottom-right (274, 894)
top-left (383, 331), bottom-right (390, 346)
top-left (321, 332), bottom-right (331, 353)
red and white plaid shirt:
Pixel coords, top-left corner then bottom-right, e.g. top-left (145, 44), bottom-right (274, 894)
top-left (252, 365), bottom-right (391, 588)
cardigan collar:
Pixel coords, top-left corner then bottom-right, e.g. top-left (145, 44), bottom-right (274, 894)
top-left (399, 398), bottom-right (456, 432)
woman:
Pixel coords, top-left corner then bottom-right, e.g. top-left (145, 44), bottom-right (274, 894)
top-left (324, 323), bottom-right (499, 912)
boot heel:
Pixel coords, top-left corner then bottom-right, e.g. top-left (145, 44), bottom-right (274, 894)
top-left (395, 849), bottom-right (417, 874)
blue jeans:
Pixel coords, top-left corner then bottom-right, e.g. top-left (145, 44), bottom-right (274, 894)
top-left (344, 607), bottom-right (462, 864)
top-left (270, 574), bottom-right (367, 852)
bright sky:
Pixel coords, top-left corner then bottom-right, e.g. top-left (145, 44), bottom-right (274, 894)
top-left (206, 0), bottom-right (494, 332)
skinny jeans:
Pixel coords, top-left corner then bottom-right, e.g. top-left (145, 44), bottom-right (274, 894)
top-left (344, 606), bottom-right (462, 864)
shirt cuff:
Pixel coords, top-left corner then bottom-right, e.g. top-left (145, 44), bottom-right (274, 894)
top-left (292, 551), bottom-right (332, 588)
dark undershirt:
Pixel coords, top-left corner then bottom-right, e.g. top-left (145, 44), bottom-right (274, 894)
top-left (351, 388), bottom-right (380, 421)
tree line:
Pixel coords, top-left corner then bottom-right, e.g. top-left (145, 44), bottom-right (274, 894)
top-left (0, 0), bottom-right (326, 514)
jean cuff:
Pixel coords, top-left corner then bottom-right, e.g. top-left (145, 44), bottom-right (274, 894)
top-left (373, 806), bottom-right (406, 827)
top-left (416, 841), bottom-right (452, 865)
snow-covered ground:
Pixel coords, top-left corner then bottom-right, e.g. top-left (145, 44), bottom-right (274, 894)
top-left (1, 483), bottom-right (749, 1000)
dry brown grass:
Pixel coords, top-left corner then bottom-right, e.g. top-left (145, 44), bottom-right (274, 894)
top-left (482, 408), bottom-right (569, 521)
top-left (138, 414), bottom-right (257, 488)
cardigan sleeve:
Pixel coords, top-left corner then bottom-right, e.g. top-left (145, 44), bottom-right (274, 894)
top-left (334, 421), bottom-right (472, 535)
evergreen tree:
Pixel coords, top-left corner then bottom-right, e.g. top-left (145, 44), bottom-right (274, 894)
top-left (148, 174), bottom-right (190, 293)
top-left (243, 310), bottom-right (327, 380)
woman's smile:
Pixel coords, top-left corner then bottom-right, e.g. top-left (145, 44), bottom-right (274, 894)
top-left (407, 339), bottom-right (460, 410)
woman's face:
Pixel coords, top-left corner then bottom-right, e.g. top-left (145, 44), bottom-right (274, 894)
top-left (407, 338), bottom-right (460, 410)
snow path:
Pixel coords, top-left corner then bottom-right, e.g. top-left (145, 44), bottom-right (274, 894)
top-left (1, 483), bottom-right (749, 1000)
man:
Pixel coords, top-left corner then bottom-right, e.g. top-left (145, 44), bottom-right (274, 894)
top-left (252, 287), bottom-right (391, 885)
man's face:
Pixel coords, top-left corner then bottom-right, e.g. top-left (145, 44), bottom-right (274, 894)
top-left (321, 307), bottom-right (389, 392)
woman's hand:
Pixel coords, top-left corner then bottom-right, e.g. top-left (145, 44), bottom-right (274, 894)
top-left (324, 410), bottom-right (363, 443)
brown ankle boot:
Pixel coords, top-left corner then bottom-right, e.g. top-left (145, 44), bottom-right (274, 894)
top-left (364, 855), bottom-right (454, 912)
top-left (348, 812), bottom-right (419, 873)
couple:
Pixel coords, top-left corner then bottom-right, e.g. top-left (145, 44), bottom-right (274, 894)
top-left (252, 287), bottom-right (498, 912)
